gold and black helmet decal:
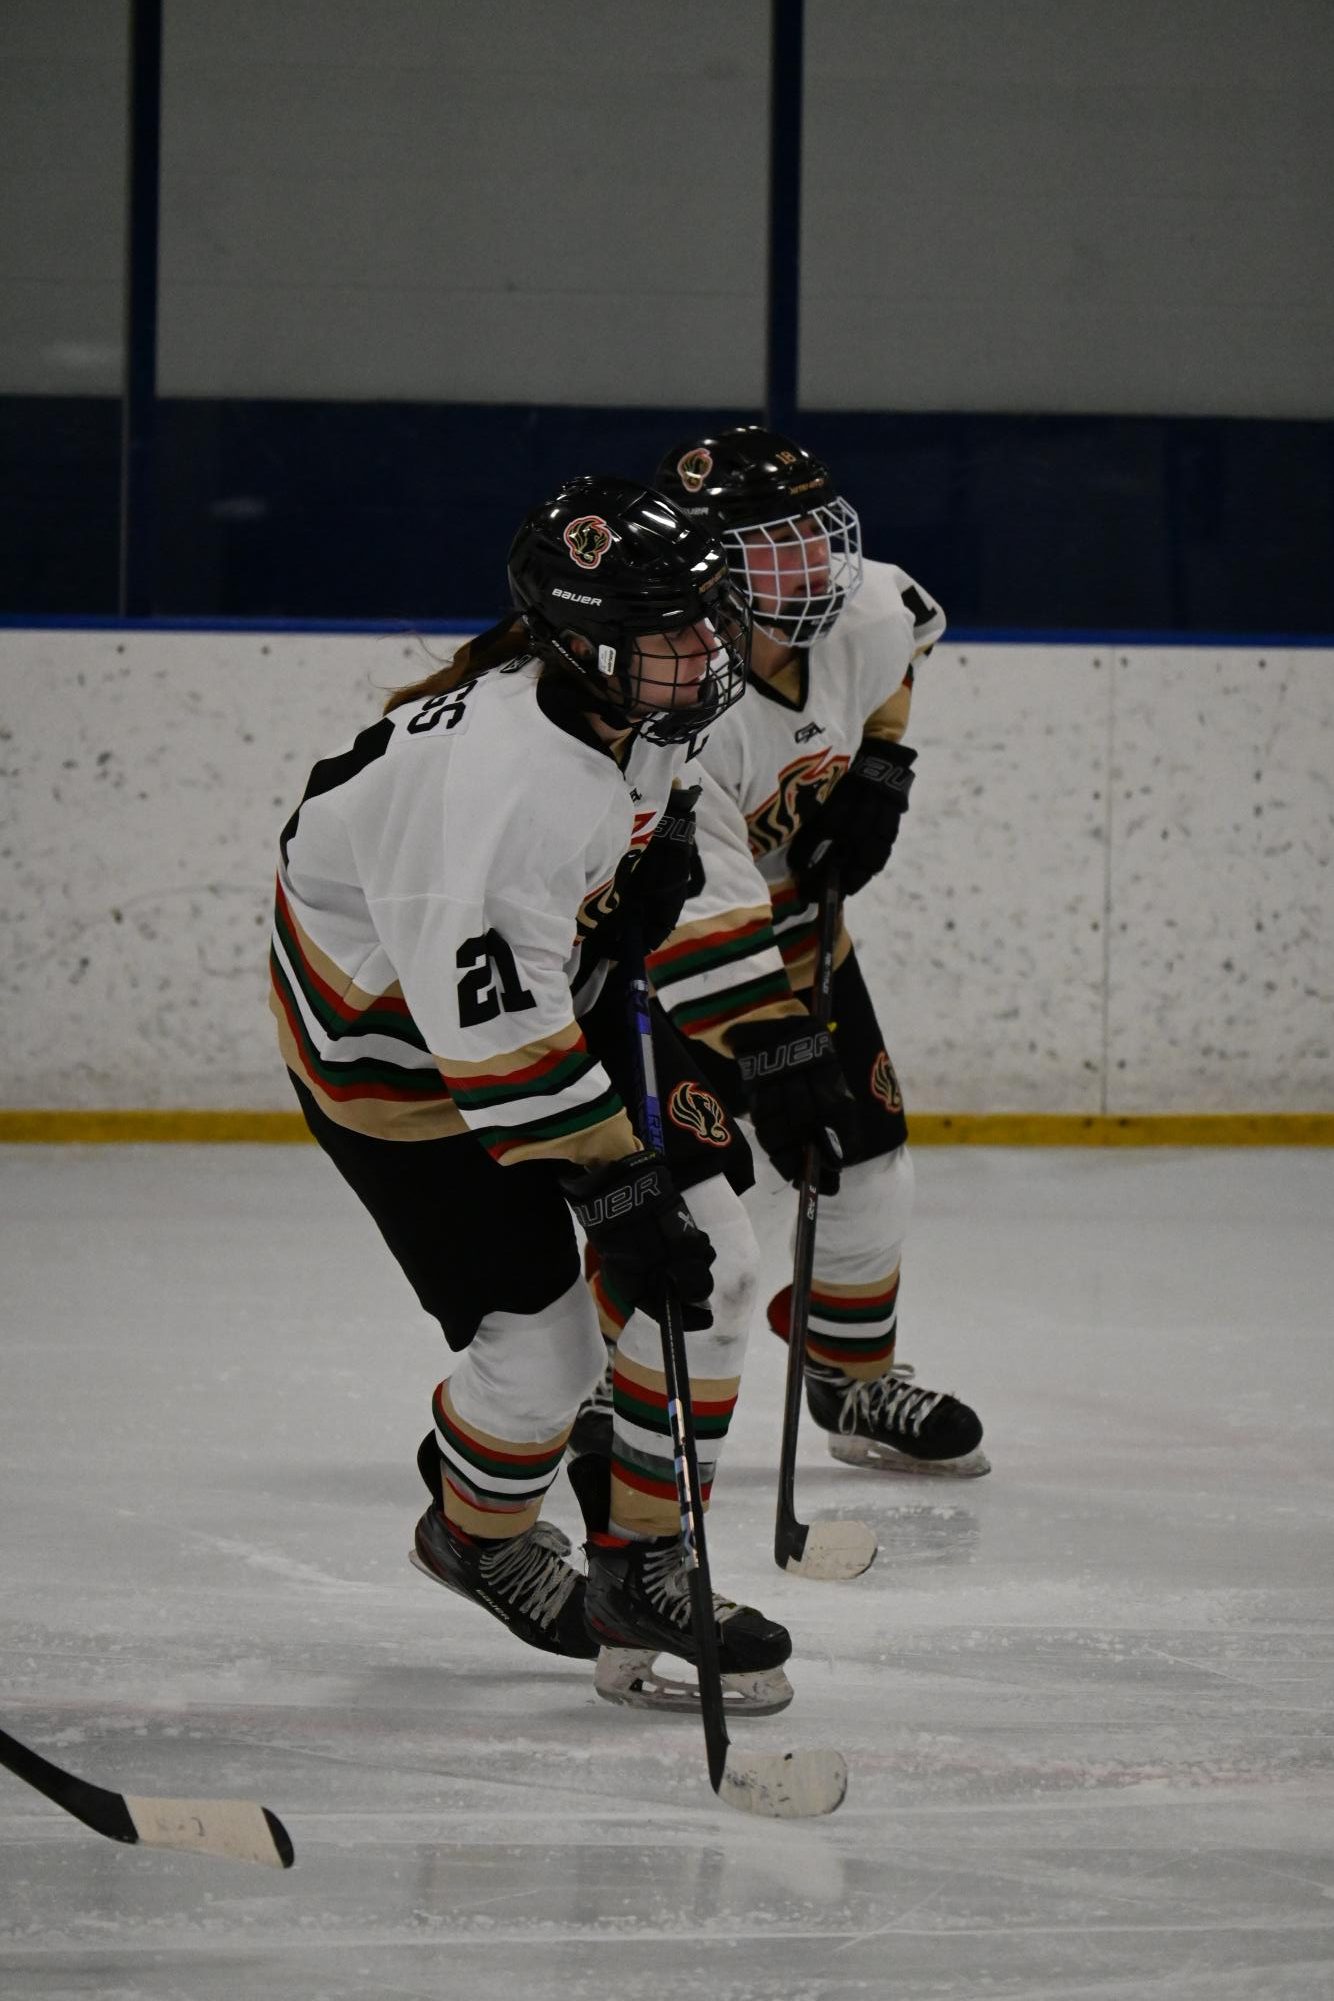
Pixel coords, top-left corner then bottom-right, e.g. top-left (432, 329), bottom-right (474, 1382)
top-left (562, 515), bottom-right (614, 570)
top-left (676, 447), bottom-right (714, 494)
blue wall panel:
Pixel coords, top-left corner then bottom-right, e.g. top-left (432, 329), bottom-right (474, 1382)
top-left (2, 397), bottom-right (1331, 633)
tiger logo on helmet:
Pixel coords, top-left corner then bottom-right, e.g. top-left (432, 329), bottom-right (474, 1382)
top-left (675, 447), bottom-right (714, 494)
top-left (871, 1050), bottom-right (903, 1114)
top-left (563, 515), bottom-right (614, 570)
top-left (667, 1079), bottom-right (731, 1147)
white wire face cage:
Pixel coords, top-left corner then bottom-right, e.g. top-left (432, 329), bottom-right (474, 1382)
top-left (723, 496), bottom-right (863, 647)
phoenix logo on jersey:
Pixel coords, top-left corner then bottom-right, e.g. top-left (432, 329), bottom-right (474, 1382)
top-left (667, 1080), bottom-right (731, 1148)
top-left (564, 516), bottom-right (614, 570)
top-left (575, 813), bottom-right (657, 939)
top-left (745, 750), bottom-right (848, 859)
top-left (871, 1050), bottom-right (903, 1114)
top-left (676, 448), bottom-right (714, 493)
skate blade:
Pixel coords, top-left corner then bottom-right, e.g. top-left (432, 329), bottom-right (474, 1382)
top-left (827, 1437), bottom-right (991, 1478)
top-left (407, 1546), bottom-right (474, 1597)
top-left (718, 1746), bottom-right (847, 1819)
top-left (594, 1648), bottom-right (794, 1716)
top-left (783, 1518), bottom-right (878, 1580)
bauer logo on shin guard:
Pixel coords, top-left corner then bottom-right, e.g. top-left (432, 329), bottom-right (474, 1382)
top-left (668, 1080), bottom-right (730, 1148)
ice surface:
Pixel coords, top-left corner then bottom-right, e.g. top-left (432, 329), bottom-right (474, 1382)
top-left (2, 1144), bottom-right (1332, 1999)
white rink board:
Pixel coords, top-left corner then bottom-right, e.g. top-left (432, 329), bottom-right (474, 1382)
top-left (1, 628), bottom-right (1331, 1112)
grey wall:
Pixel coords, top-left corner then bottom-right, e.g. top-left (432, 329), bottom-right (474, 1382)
top-left (804, 0), bottom-right (1334, 416)
top-left (2, 1), bottom-right (1332, 416)
top-left (155, 0), bottom-right (770, 404)
top-left (0, 0), bottom-right (127, 395)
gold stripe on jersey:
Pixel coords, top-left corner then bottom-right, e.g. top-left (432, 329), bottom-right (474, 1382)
top-left (436, 1019), bottom-right (586, 1085)
top-left (496, 1106), bottom-right (638, 1167)
top-left (648, 902), bottom-right (806, 1052)
top-left (863, 676), bottom-right (912, 744)
top-left (276, 881), bottom-right (416, 1029)
top-left (272, 1001), bottom-right (468, 1140)
top-left (275, 989), bottom-right (636, 1160)
top-left (438, 1021), bottom-right (637, 1166)
top-left (768, 876), bottom-right (854, 997)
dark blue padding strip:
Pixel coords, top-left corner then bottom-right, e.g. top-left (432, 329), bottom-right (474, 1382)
top-left (3, 399), bottom-right (1330, 633)
top-left (2, 616), bottom-right (1330, 646)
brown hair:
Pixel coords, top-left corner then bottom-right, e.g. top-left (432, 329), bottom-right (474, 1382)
top-left (382, 616), bottom-right (531, 715)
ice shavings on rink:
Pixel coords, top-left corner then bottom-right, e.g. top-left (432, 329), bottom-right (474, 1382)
top-left (2, 1143), bottom-right (1332, 1999)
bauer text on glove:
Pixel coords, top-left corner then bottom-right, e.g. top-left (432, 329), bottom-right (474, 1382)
top-left (788, 741), bottom-right (916, 898)
top-left (585, 786), bottom-right (704, 971)
top-left (727, 1018), bottom-right (859, 1193)
top-left (561, 1148), bottom-right (716, 1329)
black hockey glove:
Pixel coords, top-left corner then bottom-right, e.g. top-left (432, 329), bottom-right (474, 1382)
top-left (620, 786), bottom-right (704, 954)
top-left (727, 1017), bottom-right (860, 1194)
top-left (561, 1149), bottom-right (716, 1331)
top-left (788, 740), bottom-right (917, 898)
top-left (580, 788), bottom-right (704, 979)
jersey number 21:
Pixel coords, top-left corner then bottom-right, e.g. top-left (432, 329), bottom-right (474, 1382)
top-left (455, 930), bottom-right (537, 1028)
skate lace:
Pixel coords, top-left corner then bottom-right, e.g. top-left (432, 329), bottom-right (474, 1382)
top-left (641, 1543), bottom-right (740, 1630)
top-left (845, 1372), bottom-right (943, 1439)
top-left (479, 1521), bottom-right (579, 1630)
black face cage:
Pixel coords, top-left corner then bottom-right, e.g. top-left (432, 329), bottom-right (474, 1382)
top-left (723, 495), bottom-right (863, 648)
top-left (622, 594), bottom-right (750, 745)
top-left (535, 586), bottom-right (750, 745)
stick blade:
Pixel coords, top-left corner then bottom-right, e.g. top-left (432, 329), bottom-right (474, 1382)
top-left (717, 1747), bottom-right (848, 1819)
top-left (125, 1795), bottom-right (294, 1868)
top-left (783, 1518), bottom-right (878, 1580)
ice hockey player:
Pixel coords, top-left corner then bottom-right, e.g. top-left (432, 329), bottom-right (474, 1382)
top-left (576, 428), bottom-right (987, 1480)
top-left (270, 475), bottom-right (792, 1711)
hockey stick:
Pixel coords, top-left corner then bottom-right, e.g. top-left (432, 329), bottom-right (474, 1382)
top-left (774, 867), bottom-right (878, 1580)
top-left (624, 946), bottom-right (847, 1819)
top-left (0, 1723), bottom-right (294, 1867)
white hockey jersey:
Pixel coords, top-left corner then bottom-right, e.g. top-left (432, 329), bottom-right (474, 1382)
top-left (649, 560), bottom-right (943, 1048)
top-left (271, 656), bottom-right (682, 1159)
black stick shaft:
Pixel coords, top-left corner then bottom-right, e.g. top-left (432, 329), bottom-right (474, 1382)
top-left (624, 952), bottom-right (731, 1793)
top-left (775, 870), bottom-right (841, 1568)
top-left (0, 1725), bottom-right (137, 1843)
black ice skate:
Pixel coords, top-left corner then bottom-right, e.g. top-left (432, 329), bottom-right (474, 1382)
top-left (805, 1362), bottom-right (990, 1477)
top-left (568, 1453), bottom-right (794, 1715)
top-left (410, 1436), bottom-right (598, 1660)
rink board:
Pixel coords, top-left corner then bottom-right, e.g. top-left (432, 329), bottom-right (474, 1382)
top-left (2, 628), bottom-right (1331, 1116)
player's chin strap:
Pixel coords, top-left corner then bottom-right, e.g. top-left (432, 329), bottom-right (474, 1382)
top-left (616, 928), bottom-right (849, 1819)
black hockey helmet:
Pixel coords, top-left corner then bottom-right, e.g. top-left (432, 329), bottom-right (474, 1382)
top-left (507, 474), bottom-right (749, 745)
top-left (654, 426), bottom-right (862, 647)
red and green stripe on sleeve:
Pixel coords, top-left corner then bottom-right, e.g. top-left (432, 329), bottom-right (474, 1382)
top-left (648, 904), bottom-right (803, 1052)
